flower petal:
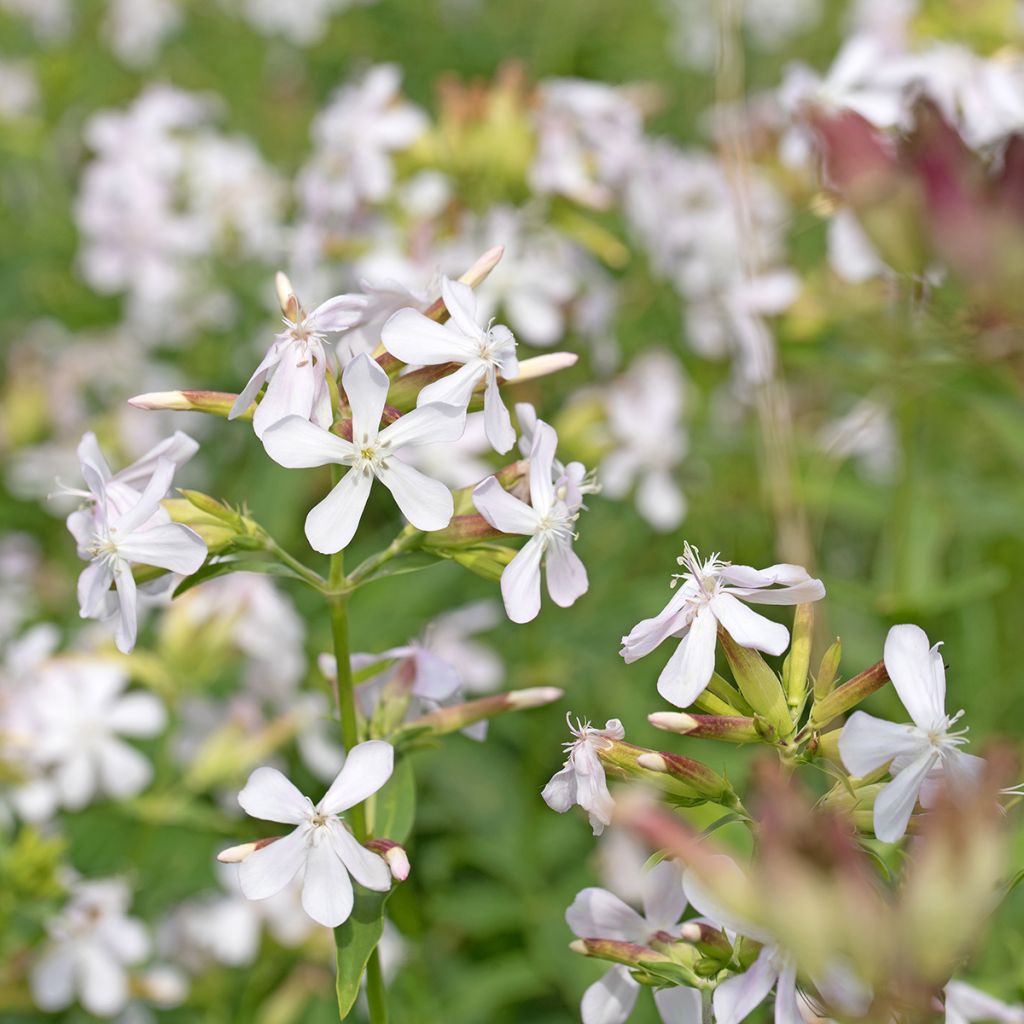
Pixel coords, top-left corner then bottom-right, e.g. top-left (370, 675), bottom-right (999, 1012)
top-left (654, 987), bottom-right (703, 1024)
top-left (883, 624), bottom-right (947, 731)
top-left (545, 536), bottom-right (588, 609)
top-left (838, 711), bottom-right (925, 778)
top-left (253, 354), bottom-right (319, 439)
top-left (527, 419), bottom-right (558, 515)
top-left (96, 737), bottom-right (153, 799)
top-left (483, 371), bottom-right (516, 454)
top-left (775, 959), bottom-right (803, 1024)
top-left (109, 693), bottom-right (167, 737)
top-left (309, 293), bottom-right (368, 332)
top-left (441, 277), bottom-right (481, 338)
top-left (710, 592), bottom-right (789, 656)
top-left (381, 308), bottom-right (478, 364)
top-left (541, 764), bottom-right (577, 813)
top-left (319, 740), bottom-right (394, 816)
top-left (416, 360), bottom-right (485, 408)
top-left (78, 560), bottom-right (114, 620)
top-left (657, 604), bottom-right (718, 708)
top-left (501, 535), bottom-right (545, 623)
top-left (116, 523), bottom-right (206, 575)
top-left (873, 749), bottom-right (939, 843)
top-left (262, 416), bottom-right (356, 469)
top-left (713, 946), bottom-right (780, 1024)
top-left (114, 431), bottom-right (199, 488)
top-left (472, 476), bottom-right (538, 536)
top-left (331, 823), bottom-right (391, 891)
top-left (230, 346), bottom-right (280, 421)
top-left (343, 353), bottom-right (389, 444)
top-left (112, 560), bottom-right (138, 654)
top-left (642, 860), bottom-right (687, 932)
top-left (301, 835), bottom-right (354, 928)
top-left (305, 468), bottom-right (374, 554)
top-left (378, 402), bottom-right (466, 449)
top-left (238, 766), bottom-right (311, 825)
top-left (113, 458), bottom-right (175, 535)
top-left (238, 826), bottom-right (308, 899)
top-left (78, 944), bottom-right (130, 1017)
top-left (565, 888), bottom-right (648, 943)
top-left (376, 458), bottom-right (454, 532)
top-left (581, 965), bottom-right (640, 1024)
top-left (29, 944), bottom-right (76, 1012)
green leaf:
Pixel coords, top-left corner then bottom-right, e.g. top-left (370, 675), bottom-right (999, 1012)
top-left (334, 887), bottom-right (394, 1019)
top-left (172, 558), bottom-right (302, 597)
top-left (699, 811), bottom-right (747, 839)
top-left (370, 755), bottom-right (416, 844)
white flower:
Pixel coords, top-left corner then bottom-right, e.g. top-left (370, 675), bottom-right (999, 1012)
top-left (261, 353), bottom-right (465, 553)
top-left (542, 716), bottom-right (623, 835)
top-left (381, 276), bottom-right (520, 454)
top-left (28, 657), bottom-right (167, 810)
top-left (425, 601), bottom-right (505, 696)
top-left (621, 544), bottom-right (825, 709)
top-left (566, 861), bottom-right (700, 1024)
top-left (230, 288), bottom-right (367, 438)
top-left (839, 624), bottom-right (985, 843)
top-left (515, 402), bottom-right (597, 515)
top-left (233, 741), bottom-right (395, 928)
top-left (67, 434), bottom-right (207, 654)
top-left (473, 418), bottom-right (589, 624)
top-left (30, 877), bottom-right (150, 1018)
top-left (944, 981), bottom-right (1024, 1024)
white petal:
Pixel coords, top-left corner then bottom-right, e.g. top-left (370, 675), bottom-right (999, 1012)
top-left (78, 561), bottom-right (114, 620)
top-left (301, 834), bottom-right (355, 928)
top-left (483, 371), bottom-right (516, 454)
top-left (378, 402), bottom-right (466, 449)
top-left (545, 536), bottom-right (588, 608)
top-left (238, 766), bottom-right (310, 825)
top-left (838, 712), bottom-right (925, 778)
top-left (775, 960), bottom-right (803, 1024)
top-left (114, 431), bottom-right (199, 488)
top-left (565, 888), bottom-right (648, 943)
top-left (636, 470), bottom-right (687, 532)
top-left (77, 431), bottom-right (113, 485)
top-left (342, 353), bottom-right (389, 444)
top-left (416, 360), bottom-right (485, 409)
top-left (108, 693), bottom-right (167, 737)
top-left (305, 468), bottom-right (374, 554)
top-left (319, 740), bottom-right (394, 816)
top-left (501, 536), bottom-right (545, 623)
top-left (710, 592), bottom-right (789, 656)
top-left (527, 420), bottom-right (558, 515)
top-left (381, 308), bottom-right (478, 364)
top-left (874, 749), bottom-right (939, 843)
top-left (29, 944), bottom-right (76, 1012)
top-left (682, 858), bottom-right (770, 942)
top-left (331, 824), bottom-right (391, 891)
top-left (945, 981), bottom-right (1024, 1024)
top-left (376, 458), bottom-right (454, 532)
top-left (230, 346), bottom-right (280, 421)
top-left (657, 605), bottom-right (718, 708)
top-left (309, 293), bottom-right (368, 332)
top-left (96, 738), bottom-right (153, 799)
top-left (112, 560), bottom-right (138, 655)
top-left (254, 353), bottom-right (321, 438)
top-left (238, 827), bottom-right (309, 900)
top-left (655, 987), bottom-right (703, 1024)
top-left (619, 584), bottom-right (698, 664)
top-left (113, 458), bottom-right (175, 535)
top-left (117, 523), bottom-right (206, 574)
top-left (883, 624), bottom-right (947, 731)
top-left (541, 764), bottom-right (577, 812)
top-left (441, 277), bottom-right (481, 338)
top-left (581, 965), bottom-right (640, 1024)
top-left (472, 476), bottom-right (538, 536)
top-left (713, 946), bottom-right (781, 1024)
top-left (56, 751), bottom-right (97, 810)
top-left (78, 943), bottom-right (130, 1017)
top-left (262, 416), bottom-right (355, 469)
top-left (641, 860), bottom-right (687, 932)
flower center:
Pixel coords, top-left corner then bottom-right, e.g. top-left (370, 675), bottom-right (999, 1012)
top-left (670, 542), bottom-right (726, 597)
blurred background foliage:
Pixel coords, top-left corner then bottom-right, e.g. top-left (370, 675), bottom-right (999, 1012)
top-left (2, 0), bottom-right (1024, 1021)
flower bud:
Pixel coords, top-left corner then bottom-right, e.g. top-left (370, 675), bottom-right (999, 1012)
top-left (422, 515), bottom-right (504, 549)
top-left (809, 659), bottom-right (888, 729)
top-left (783, 603), bottom-right (814, 711)
top-left (275, 270), bottom-right (300, 320)
top-left (217, 836), bottom-right (280, 863)
top-left (635, 751), bottom-right (740, 807)
top-left (647, 712), bottom-right (760, 744)
top-left (396, 687), bottom-right (563, 740)
top-left (680, 921), bottom-right (732, 960)
top-left (128, 389), bottom-right (254, 420)
top-left (179, 490), bottom-right (245, 530)
top-left (570, 937), bottom-right (674, 969)
top-left (718, 627), bottom-right (794, 740)
top-left (814, 638), bottom-right (842, 700)
top-left (366, 839), bottom-right (411, 881)
top-left (448, 544), bottom-right (518, 582)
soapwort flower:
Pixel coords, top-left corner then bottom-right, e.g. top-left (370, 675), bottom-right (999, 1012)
top-left (566, 860), bottom-right (700, 1024)
top-left (67, 434), bottom-right (207, 653)
top-left (620, 544), bottom-right (825, 709)
top-left (229, 740), bottom-right (395, 928)
top-left (473, 418), bottom-right (588, 623)
top-left (542, 716), bottom-right (623, 835)
top-left (839, 624), bottom-right (985, 843)
top-left (261, 353), bottom-right (465, 553)
top-left (381, 276), bottom-right (520, 453)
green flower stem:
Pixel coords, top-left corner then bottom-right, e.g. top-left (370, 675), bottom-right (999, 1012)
top-left (262, 535), bottom-right (327, 591)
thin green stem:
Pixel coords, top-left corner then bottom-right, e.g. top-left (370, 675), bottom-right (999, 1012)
top-left (263, 536), bottom-right (327, 590)
top-left (364, 949), bottom-right (389, 1023)
top-left (345, 528), bottom-right (420, 588)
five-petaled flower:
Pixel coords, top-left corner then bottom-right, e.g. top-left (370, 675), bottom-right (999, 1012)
top-left (231, 740), bottom-right (396, 928)
top-left (381, 276), bottom-right (520, 454)
top-left (620, 543), bottom-right (825, 709)
top-left (261, 352), bottom-right (465, 553)
top-left (839, 624), bottom-right (984, 843)
top-left (473, 418), bottom-right (588, 624)
top-left (542, 715), bottom-right (623, 835)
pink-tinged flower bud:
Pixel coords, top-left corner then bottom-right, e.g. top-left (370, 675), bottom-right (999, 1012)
top-left (570, 937), bottom-right (674, 968)
top-left (419, 245), bottom-right (506, 324)
top-left (423, 514), bottom-right (505, 549)
top-left (648, 712), bottom-right (760, 744)
top-left (681, 921), bottom-right (732, 960)
top-left (635, 751), bottom-right (739, 807)
top-left (275, 271), bottom-right (300, 321)
top-left (809, 659), bottom-right (888, 728)
top-left (128, 389), bottom-right (254, 421)
top-left (398, 687), bottom-right (564, 739)
top-left (366, 839), bottom-right (411, 881)
top-left (216, 836), bottom-right (280, 863)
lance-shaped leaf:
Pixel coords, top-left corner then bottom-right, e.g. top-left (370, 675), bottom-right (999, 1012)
top-left (334, 888), bottom-right (395, 1020)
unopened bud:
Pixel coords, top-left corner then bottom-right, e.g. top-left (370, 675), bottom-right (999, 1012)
top-left (507, 686), bottom-right (564, 709)
top-left (179, 490), bottom-right (244, 530)
top-left (128, 389), bottom-right (254, 421)
top-left (718, 627), bottom-right (794, 740)
top-left (217, 836), bottom-right (279, 863)
top-left (680, 921), bottom-right (732, 959)
top-left (783, 603), bottom-right (814, 710)
top-left (449, 544), bottom-right (518, 582)
top-left (275, 271), bottom-right (299, 320)
top-left (572, 937), bottom-right (673, 968)
top-left (635, 751), bottom-right (737, 805)
top-left (813, 638), bottom-right (842, 700)
top-left (512, 352), bottom-right (578, 384)
top-left (423, 514), bottom-right (504, 549)
top-left (647, 712), bottom-right (760, 744)
top-left (397, 686), bottom-right (563, 740)
top-left (366, 839), bottom-right (410, 881)
top-left (810, 659), bottom-right (888, 728)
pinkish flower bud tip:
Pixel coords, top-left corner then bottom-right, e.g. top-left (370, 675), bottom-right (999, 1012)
top-left (507, 686), bottom-right (564, 709)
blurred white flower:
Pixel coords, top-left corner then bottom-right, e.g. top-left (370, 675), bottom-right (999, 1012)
top-left (0, 59), bottom-right (40, 119)
top-left (0, 0), bottom-right (71, 41)
top-left (601, 351), bottom-right (688, 532)
top-left (30, 878), bottom-right (150, 1018)
top-left (542, 716), bottom-right (623, 835)
top-left (102, 0), bottom-right (182, 67)
top-left (826, 209), bottom-right (888, 284)
top-left (240, 0), bottom-right (371, 45)
top-left (567, 861), bottom-right (698, 1024)
top-left (231, 742), bottom-right (394, 928)
top-left (261, 354), bottom-right (464, 553)
top-left (818, 397), bottom-right (898, 483)
top-left (944, 981), bottom-right (1024, 1024)
top-left (382, 276), bottom-right (520, 453)
top-left (620, 544), bottom-right (824, 708)
top-left (474, 419), bottom-right (589, 623)
top-left (840, 624), bottom-right (984, 843)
